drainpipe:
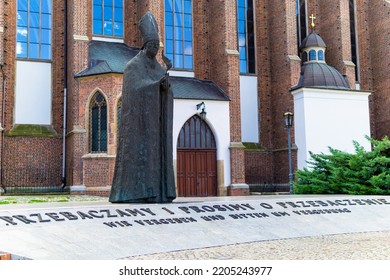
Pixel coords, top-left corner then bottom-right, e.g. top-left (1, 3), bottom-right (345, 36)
top-left (0, 63), bottom-right (6, 194)
top-left (61, 1), bottom-right (68, 190)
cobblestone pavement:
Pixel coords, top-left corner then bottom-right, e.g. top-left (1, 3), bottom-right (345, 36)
top-left (126, 231), bottom-right (390, 260)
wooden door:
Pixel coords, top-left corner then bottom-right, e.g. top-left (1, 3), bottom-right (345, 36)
top-left (177, 149), bottom-right (217, 196)
top-left (177, 115), bottom-right (217, 197)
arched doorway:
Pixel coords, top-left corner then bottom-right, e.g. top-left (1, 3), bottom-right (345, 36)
top-left (177, 115), bottom-right (217, 197)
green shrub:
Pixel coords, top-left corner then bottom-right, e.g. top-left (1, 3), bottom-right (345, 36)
top-left (294, 136), bottom-right (390, 195)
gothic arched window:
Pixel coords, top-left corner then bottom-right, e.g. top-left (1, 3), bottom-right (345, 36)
top-left (89, 92), bottom-right (107, 153)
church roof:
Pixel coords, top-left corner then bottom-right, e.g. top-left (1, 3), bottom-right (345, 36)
top-left (75, 41), bottom-right (230, 101)
top-left (292, 62), bottom-right (351, 90)
top-left (300, 31), bottom-right (327, 50)
top-left (75, 41), bottom-right (139, 77)
top-left (170, 76), bottom-right (230, 101)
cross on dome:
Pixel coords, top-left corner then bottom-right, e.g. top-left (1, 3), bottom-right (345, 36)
top-left (309, 14), bottom-right (316, 29)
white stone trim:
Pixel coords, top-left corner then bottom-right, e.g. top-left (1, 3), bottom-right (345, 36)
top-left (225, 49), bottom-right (239, 56)
top-left (67, 125), bottom-right (86, 135)
top-left (70, 185), bottom-right (87, 191)
top-left (82, 154), bottom-right (116, 159)
top-left (168, 70), bottom-right (195, 78)
top-left (73, 35), bottom-right (89, 42)
top-left (228, 184), bottom-right (249, 189)
top-left (92, 36), bottom-right (124, 43)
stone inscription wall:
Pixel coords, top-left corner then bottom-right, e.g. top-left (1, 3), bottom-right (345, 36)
top-left (1, 198), bottom-right (389, 229)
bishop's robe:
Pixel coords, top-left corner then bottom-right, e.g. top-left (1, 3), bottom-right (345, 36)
top-left (109, 51), bottom-right (176, 203)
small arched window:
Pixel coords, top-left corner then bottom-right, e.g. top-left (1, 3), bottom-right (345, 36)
top-left (89, 92), bottom-right (107, 153)
top-left (302, 51), bottom-right (308, 63)
top-left (318, 50), bottom-right (324, 61)
top-left (309, 50), bottom-right (317, 61)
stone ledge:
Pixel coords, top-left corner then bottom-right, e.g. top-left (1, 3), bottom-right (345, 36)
top-left (229, 142), bottom-right (246, 149)
top-left (73, 34), bottom-right (89, 42)
top-left (82, 154), bottom-right (116, 159)
top-left (288, 55), bottom-right (301, 62)
top-left (225, 49), bottom-right (239, 56)
top-left (6, 124), bottom-right (58, 137)
top-left (227, 183), bottom-right (250, 196)
top-left (66, 125), bottom-right (87, 136)
top-left (343, 60), bottom-right (356, 67)
top-left (70, 185), bottom-right (87, 192)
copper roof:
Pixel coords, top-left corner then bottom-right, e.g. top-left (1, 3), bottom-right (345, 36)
top-left (300, 31), bottom-right (327, 50)
top-left (292, 63), bottom-right (351, 90)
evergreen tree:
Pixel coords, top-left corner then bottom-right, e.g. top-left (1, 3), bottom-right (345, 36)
top-left (294, 137), bottom-right (390, 195)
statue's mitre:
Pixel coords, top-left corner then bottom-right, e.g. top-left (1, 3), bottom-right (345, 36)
top-left (139, 12), bottom-right (159, 45)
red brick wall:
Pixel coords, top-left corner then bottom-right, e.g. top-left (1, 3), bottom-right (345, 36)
top-left (66, 0), bottom-right (94, 187)
top-left (267, 0), bottom-right (299, 150)
top-left (0, 1), bottom-right (65, 189)
top-left (67, 74), bottom-right (123, 188)
top-left (207, 1), bottom-right (246, 185)
top-left (124, 0), bottom-right (141, 47)
top-left (4, 137), bottom-right (62, 187)
top-left (367, 0), bottom-right (390, 139)
top-left (354, 0), bottom-right (376, 137)
top-left (193, 0), bottom-right (211, 80)
top-left (209, 0), bottom-right (241, 142)
top-left (0, 0), bottom-right (4, 65)
top-left (2, 0), bottom-right (16, 129)
top-left (83, 156), bottom-right (115, 187)
top-left (245, 150), bottom-right (274, 184)
top-left (256, 0), bottom-right (273, 149)
top-left (51, 0), bottom-right (66, 133)
top-left (318, 0), bottom-right (355, 88)
top-left (245, 148), bottom-right (297, 189)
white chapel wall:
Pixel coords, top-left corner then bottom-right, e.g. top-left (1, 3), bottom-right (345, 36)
top-left (292, 88), bottom-right (371, 169)
top-left (240, 75), bottom-right (259, 142)
top-left (173, 99), bottom-right (231, 187)
top-left (15, 61), bottom-right (52, 125)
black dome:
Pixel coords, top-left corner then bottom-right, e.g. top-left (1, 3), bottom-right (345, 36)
top-left (293, 63), bottom-right (351, 90)
top-left (300, 31), bottom-right (327, 50)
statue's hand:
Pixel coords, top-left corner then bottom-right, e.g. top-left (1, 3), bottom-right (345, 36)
top-left (160, 74), bottom-right (170, 91)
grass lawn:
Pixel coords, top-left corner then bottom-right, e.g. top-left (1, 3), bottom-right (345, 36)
top-left (0, 195), bottom-right (107, 205)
